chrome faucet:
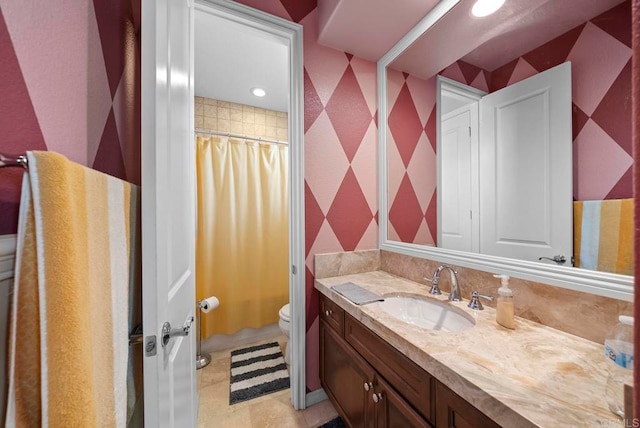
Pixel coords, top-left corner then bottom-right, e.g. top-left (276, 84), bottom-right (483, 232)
top-left (428, 265), bottom-right (462, 302)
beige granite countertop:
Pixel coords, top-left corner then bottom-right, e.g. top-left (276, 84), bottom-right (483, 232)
top-left (315, 270), bottom-right (622, 428)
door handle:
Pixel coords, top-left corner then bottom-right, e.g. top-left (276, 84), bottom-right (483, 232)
top-left (538, 255), bottom-right (566, 265)
top-left (162, 317), bottom-right (194, 347)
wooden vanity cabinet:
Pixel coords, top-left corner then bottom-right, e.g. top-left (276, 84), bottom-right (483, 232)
top-left (320, 320), bottom-right (375, 427)
top-left (435, 382), bottom-right (500, 428)
top-left (319, 294), bottom-right (501, 428)
top-left (320, 295), bottom-right (432, 427)
top-left (372, 376), bottom-right (431, 428)
top-left (344, 313), bottom-right (434, 422)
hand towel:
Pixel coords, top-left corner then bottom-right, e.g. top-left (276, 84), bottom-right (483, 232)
top-left (6, 151), bottom-right (138, 428)
top-left (573, 199), bottom-right (633, 275)
top-left (332, 282), bottom-right (384, 305)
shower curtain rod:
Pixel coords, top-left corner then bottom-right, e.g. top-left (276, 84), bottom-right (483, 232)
top-left (0, 153), bottom-right (28, 169)
top-left (195, 129), bottom-right (288, 146)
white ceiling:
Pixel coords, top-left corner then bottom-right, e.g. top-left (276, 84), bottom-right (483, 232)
top-left (388, 0), bottom-right (625, 79)
top-left (317, 0), bottom-right (439, 62)
top-left (194, 10), bottom-right (289, 112)
top-left (195, 0), bottom-right (625, 111)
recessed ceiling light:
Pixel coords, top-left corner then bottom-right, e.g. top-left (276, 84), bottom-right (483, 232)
top-left (251, 87), bottom-right (266, 97)
top-left (471, 0), bottom-right (505, 17)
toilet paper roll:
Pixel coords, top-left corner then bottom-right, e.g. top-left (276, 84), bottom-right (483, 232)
top-left (199, 296), bottom-right (220, 313)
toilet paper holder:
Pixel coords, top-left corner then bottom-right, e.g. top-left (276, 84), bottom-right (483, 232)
top-left (196, 297), bottom-right (218, 370)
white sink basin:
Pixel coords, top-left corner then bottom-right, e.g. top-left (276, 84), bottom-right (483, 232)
top-left (379, 295), bottom-right (475, 332)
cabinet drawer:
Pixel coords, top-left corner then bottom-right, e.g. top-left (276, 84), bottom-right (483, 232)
top-left (320, 294), bottom-right (345, 336)
top-left (345, 313), bottom-right (434, 424)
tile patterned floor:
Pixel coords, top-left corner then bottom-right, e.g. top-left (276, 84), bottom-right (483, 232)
top-left (197, 335), bottom-right (339, 427)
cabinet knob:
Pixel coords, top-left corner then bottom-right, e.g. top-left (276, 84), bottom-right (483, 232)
top-left (325, 309), bottom-right (333, 317)
top-left (363, 381), bottom-right (372, 391)
top-left (372, 392), bottom-right (383, 403)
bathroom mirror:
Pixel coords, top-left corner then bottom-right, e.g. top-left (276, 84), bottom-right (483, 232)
top-left (377, 0), bottom-right (634, 300)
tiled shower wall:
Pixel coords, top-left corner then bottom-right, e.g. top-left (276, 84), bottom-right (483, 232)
top-left (195, 96), bottom-right (288, 141)
top-left (388, 1), bottom-right (632, 245)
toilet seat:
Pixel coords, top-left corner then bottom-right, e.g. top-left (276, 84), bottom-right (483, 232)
top-left (279, 303), bottom-right (290, 323)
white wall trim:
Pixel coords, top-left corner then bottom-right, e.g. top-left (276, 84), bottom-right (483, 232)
top-left (0, 235), bottom-right (17, 281)
top-left (377, 0), bottom-right (633, 302)
top-left (194, 0), bottom-right (306, 410)
top-left (305, 388), bottom-right (328, 408)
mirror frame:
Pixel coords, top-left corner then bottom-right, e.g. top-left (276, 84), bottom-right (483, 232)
top-left (377, 0), bottom-right (633, 302)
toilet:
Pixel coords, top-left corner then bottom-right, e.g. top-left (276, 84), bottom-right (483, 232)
top-left (278, 303), bottom-right (291, 364)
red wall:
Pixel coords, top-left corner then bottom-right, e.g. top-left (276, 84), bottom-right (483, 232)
top-left (0, 0), bottom-right (378, 393)
top-left (0, 0), bottom-right (141, 235)
top-left (1, 0), bottom-right (632, 397)
top-left (237, 0), bottom-right (379, 391)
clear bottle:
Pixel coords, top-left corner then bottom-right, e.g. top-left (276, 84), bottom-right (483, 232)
top-left (494, 274), bottom-right (515, 329)
top-left (604, 315), bottom-right (634, 418)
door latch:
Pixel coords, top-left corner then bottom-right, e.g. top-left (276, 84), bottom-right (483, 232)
top-left (145, 335), bottom-right (157, 356)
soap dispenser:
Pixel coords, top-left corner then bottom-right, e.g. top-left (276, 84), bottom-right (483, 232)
top-left (494, 274), bottom-right (515, 329)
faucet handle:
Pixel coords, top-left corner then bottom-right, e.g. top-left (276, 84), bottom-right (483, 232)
top-left (467, 290), bottom-right (493, 310)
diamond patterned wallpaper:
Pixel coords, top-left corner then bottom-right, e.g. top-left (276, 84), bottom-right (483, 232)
top-left (0, 0), bottom-right (141, 235)
top-left (388, 1), bottom-right (632, 245)
top-left (0, 0), bottom-right (373, 393)
top-left (3, 0), bottom-right (629, 395)
top-left (235, 0), bottom-right (379, 391)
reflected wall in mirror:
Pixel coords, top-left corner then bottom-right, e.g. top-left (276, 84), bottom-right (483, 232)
top-left (385, 0), bottom-right (633, 276)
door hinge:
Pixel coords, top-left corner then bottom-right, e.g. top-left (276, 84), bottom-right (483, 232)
top-left (470, 210), bottom-right (473, 220)
top-left (292, 265), bottom-right (297, 275)
top-left (469, 126), bottom-right (471, 136)
top-left (145, 335), bottom-right (157, 356)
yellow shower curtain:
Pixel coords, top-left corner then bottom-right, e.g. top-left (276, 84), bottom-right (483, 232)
top-left (196, 135), bottom-right (289, 337)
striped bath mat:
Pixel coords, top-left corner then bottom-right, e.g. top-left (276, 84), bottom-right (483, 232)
top-left (229, 342), bottom-right (290, 404)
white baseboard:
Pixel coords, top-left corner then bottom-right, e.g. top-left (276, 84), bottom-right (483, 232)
top-left (200, 323), bottom-right (283, 353)
top-left (305, 388), bottom-right (328, 408)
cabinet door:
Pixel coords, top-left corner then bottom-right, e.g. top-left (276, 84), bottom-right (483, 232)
top-left (372, 376), bottom-right (431, 428)
top-left (435, 382), bottom-right (500, 428)
top-left (344, 313), bottom-right (434, 422)
top-left (320, 320), bottom-right (376, 428)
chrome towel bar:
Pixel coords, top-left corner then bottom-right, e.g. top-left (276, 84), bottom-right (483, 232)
top-left (0, 153), bottom-right (28, 169)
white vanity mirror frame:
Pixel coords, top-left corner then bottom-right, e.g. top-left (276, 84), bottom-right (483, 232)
top-left (377, 0), bottom-right (633, 302)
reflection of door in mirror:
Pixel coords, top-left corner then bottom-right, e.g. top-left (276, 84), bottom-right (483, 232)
top-left (438, 63), bottom-right (573, 264)
top-left (386, 1), bottom-right (632, 274)
top-left (438, 79), bottom-right (482, 253)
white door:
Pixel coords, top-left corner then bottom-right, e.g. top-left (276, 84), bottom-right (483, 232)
top-left (141, 0), bottom-right (197, 426)
top-left (479, 62), bottom-right (572, 263)
top-left (439, 104), bottom-right (477, 252)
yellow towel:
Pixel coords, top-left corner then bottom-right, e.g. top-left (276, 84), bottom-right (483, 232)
top-left (573, 199), bottom-right (633, 275)
top-left (7, 151), bottom-right (138, 427)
